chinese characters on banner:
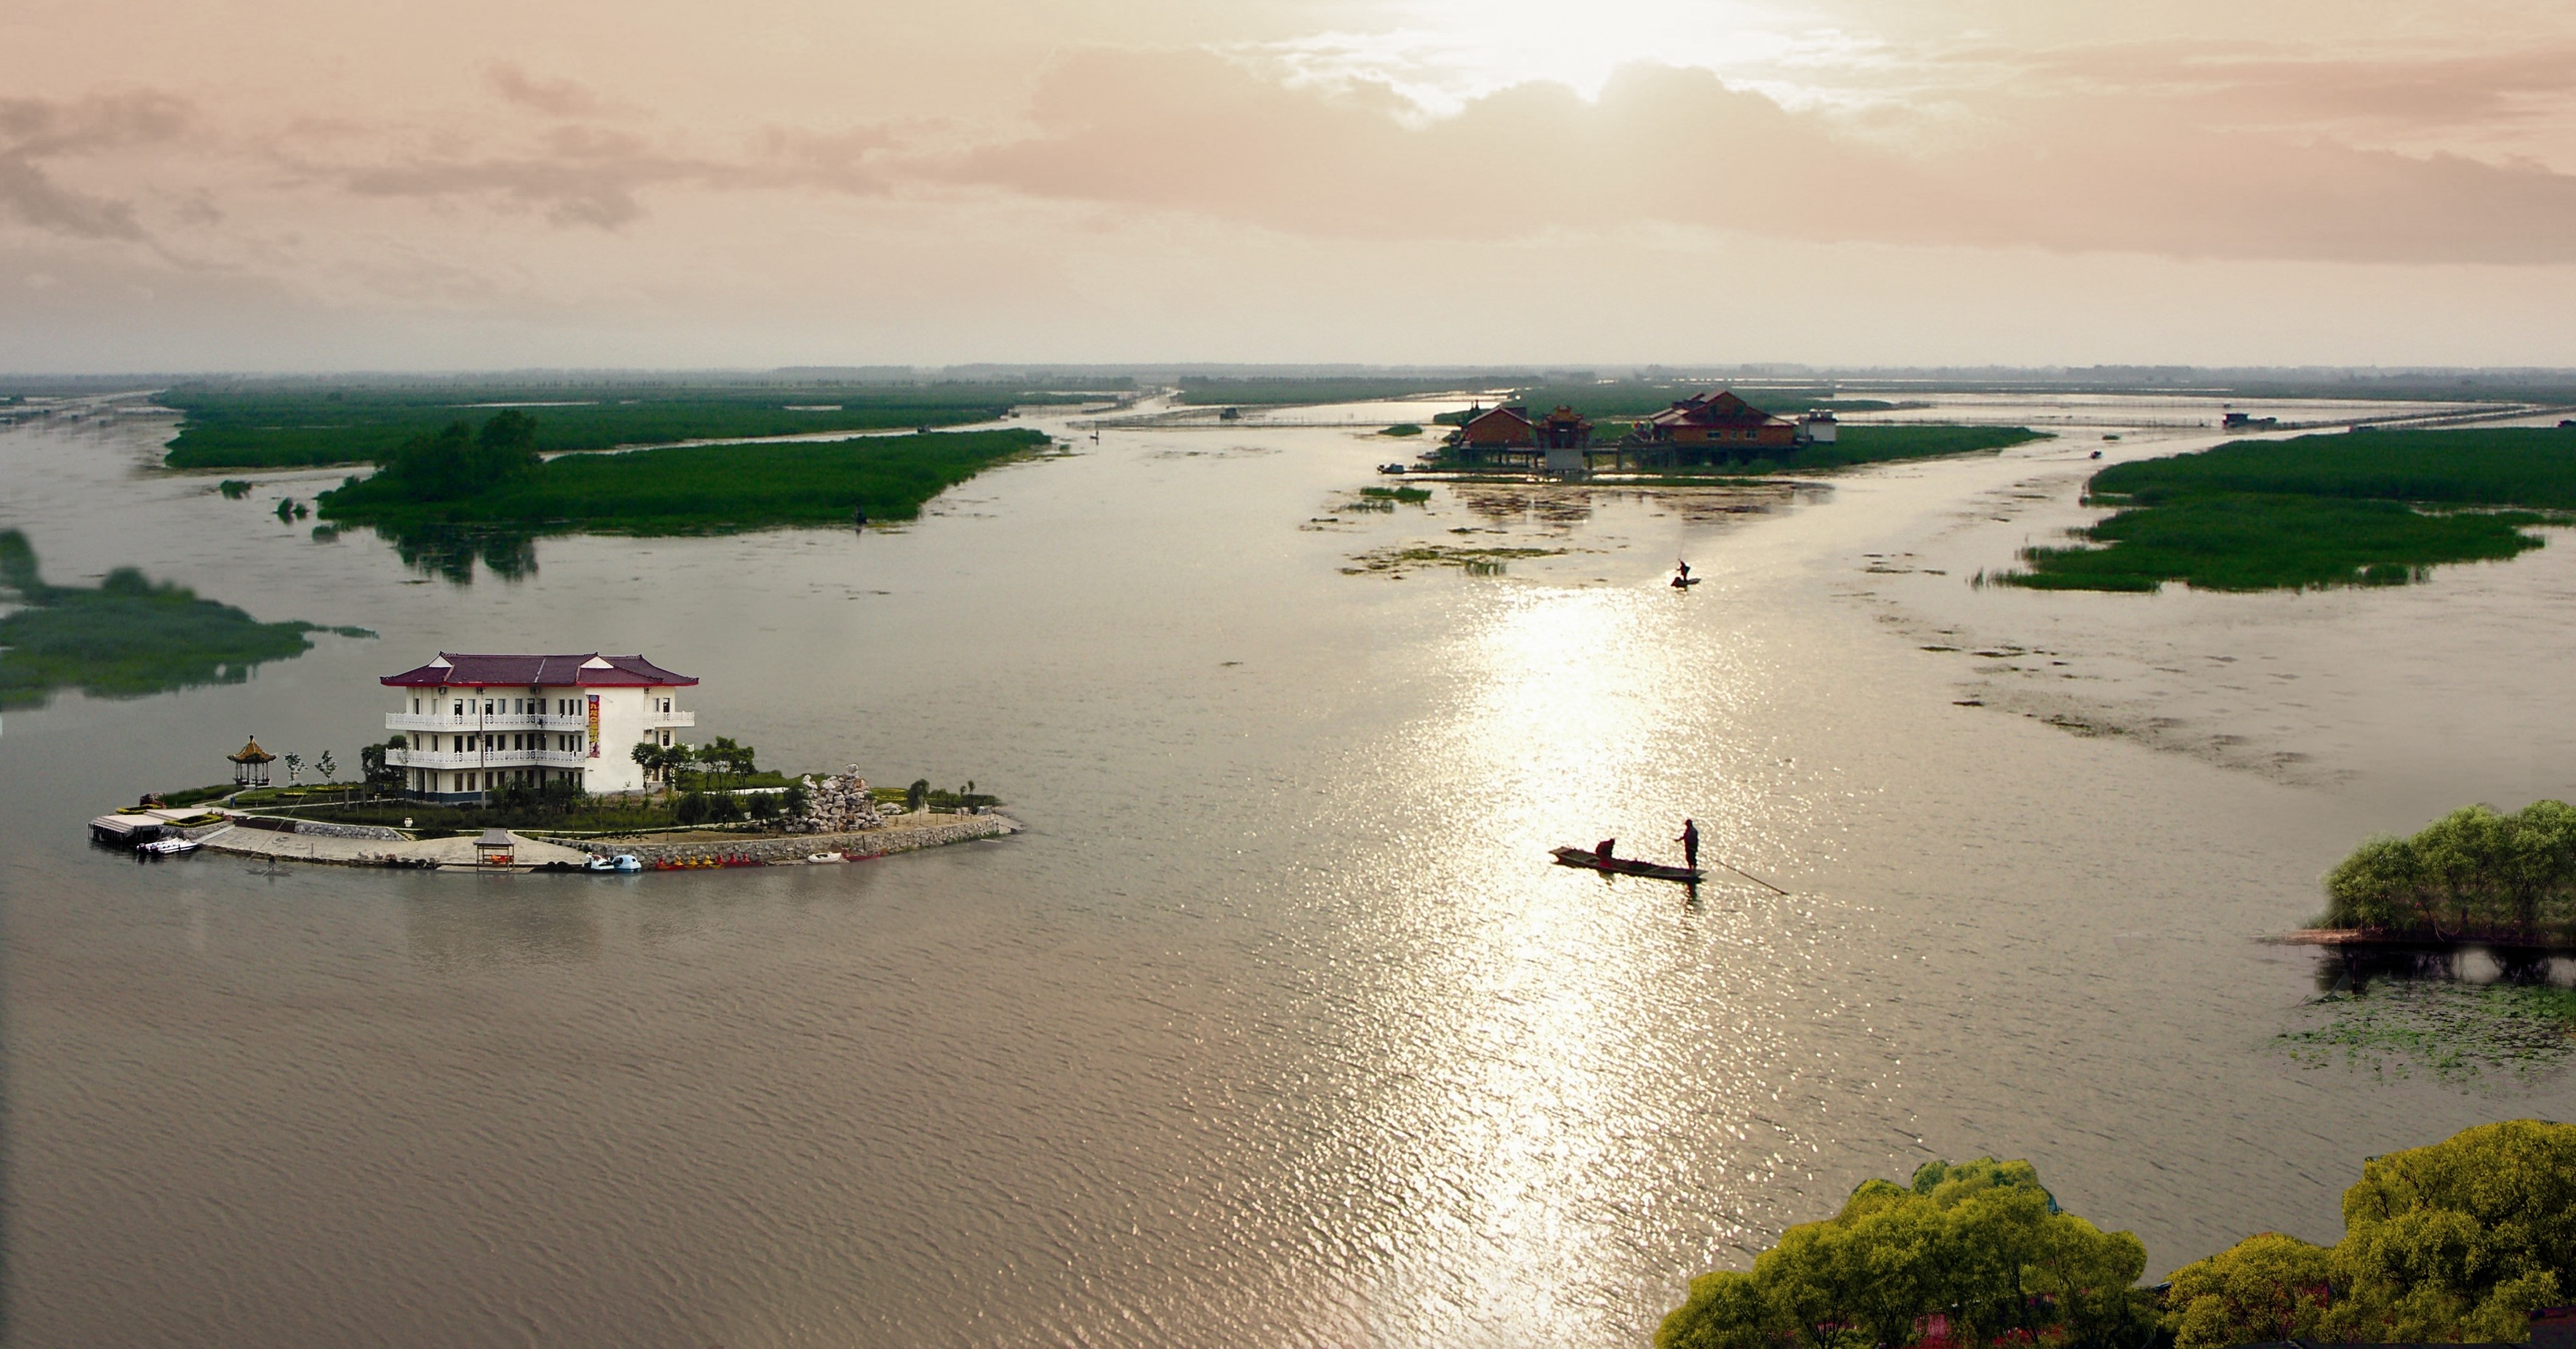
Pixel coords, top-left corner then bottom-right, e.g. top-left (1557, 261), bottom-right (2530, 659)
top-left (587, 694), bottom-right (601, 757)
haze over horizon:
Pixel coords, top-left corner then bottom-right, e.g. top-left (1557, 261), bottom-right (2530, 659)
top-left (15, 0), bottom-right (2576, 371)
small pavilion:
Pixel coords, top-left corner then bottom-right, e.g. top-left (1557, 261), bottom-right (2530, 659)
top-left (475, 829), bottom-right (518, 866)
top-left (228, 737), bottom-right (276, 789)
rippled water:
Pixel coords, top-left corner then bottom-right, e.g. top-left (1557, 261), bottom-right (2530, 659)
top-left (6, 405), bottom-right (2575, 1347)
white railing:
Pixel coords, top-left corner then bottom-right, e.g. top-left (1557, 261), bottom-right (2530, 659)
top-left (386, 712), bottom-right (574, 733)
top-left (394, 747), bottom-right (591, 770)
top-left (386, 709), bottom-right (694, 732)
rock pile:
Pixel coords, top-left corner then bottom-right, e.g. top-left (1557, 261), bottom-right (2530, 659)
top-left (791, 767), bottom-right (885, 834)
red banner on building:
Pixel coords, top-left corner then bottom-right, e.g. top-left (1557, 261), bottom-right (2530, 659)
top-left (587, 694), bottom-right (601, 757)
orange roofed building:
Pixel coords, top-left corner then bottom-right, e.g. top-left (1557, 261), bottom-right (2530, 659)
top-left (1632, 390), bottom-right (1800, 465)
top-left (1450, 403), bottom-right (1595, 470)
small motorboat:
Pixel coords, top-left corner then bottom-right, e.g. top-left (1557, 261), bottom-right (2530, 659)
top-left (806, 851), bottom-right (848, 863)
top-left (586, 853), bottom-right (644, 872)
top-left (136, 835), bottom-right (200, 857)
top-left (1550, 846), bottom-right (1703, 883)
top-left (1670, 575), bottom-right (1701, 588)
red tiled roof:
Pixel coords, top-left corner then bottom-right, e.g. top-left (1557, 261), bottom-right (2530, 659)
top-left (381, 653), bottom-right (698, 688)
top-left (1466, 404), bottom-right (1533, 427)
top-left (1644, 390), bottom-right (1794, 429)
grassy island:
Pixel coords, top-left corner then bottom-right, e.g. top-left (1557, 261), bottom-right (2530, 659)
top-left (2319, 800), bottom-right (2576, 943)
top-left (2004, 427), bottom-right (2576, 592)
top-left (315, 412), bottom-right (1051, 536)
top-left (0, 529), bottom-right (366, 709)
top-left (1660, 1122), bottom-right (2576, 1349)
top-left (161, 380), bottom-right (1100, 470)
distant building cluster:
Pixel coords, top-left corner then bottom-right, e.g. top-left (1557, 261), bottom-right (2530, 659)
top-left (1444, 390), bottom-right (1836, 474)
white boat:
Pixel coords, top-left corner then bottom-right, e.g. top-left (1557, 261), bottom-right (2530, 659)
top-left (137, 836), bottom-right (200, 856)
top-left (807, 851), bottom-right (847, 863)
top-left (585, 853), bottom-right (645, 873)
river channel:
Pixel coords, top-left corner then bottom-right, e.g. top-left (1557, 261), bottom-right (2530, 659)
top-left (4, 397), bottom-right (2573, 1347)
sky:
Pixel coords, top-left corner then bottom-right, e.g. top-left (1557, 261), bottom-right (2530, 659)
top-left (12, 0), bottom-right (2576, 371)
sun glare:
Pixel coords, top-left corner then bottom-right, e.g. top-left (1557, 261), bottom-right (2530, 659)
top-left (1254, 0), bottom-right (1842, 116)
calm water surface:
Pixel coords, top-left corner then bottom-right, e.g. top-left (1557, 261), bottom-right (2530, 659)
top-left (4, 404), bottom-right (2573, 1347)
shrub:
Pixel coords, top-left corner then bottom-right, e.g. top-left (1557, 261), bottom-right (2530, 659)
top-left (675, 792), bottom-right (710, 825)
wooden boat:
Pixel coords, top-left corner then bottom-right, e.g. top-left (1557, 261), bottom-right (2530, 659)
top-left (1550, 846), bottom-right (1703, 882)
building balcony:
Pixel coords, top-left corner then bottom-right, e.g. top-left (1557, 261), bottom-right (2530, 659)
top-left (387, 711), bottom-right (573, 733)
top-left (393, 747), bottom-right (593, 770)
top-left (385, 709), bottom-right (694, 733)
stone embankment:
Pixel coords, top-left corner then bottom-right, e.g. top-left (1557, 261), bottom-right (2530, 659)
top-left (567, 813), bottom-right (1018, 867)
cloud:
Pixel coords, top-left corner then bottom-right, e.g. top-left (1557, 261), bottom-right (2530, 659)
top-left (328, 122), bottom-right (899, 228)
top-left (928, 47), bottom-right (2576, 264)
top-left (484, 63), bottom-right (614, 118)
top-left (0, 92), bottom-right (188, 241)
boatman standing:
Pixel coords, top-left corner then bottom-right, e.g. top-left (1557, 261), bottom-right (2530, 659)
top-left (1677, 818), bottom-right (1699, 871)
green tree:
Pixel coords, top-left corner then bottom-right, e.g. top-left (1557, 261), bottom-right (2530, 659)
top-left (675, 792), bottom-right (709, 825)
top-left (315, 749), bottom-right (337, 783)
top-left (2163, 1233), bottom-right (2337, 1349)
top-left (907, 778), bottom-right (930, 812)
top-left (631, 740), bottom-right (662, 791)
top-left (2330, 1119), bottom-right (2576, 1342)
top-left (1658, 1159), bottom-right (2146, 1349)
top-left (361, 736), bottom-right (405, 793)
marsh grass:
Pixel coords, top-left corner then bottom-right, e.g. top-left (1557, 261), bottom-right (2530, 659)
top-left (1359, 486), bottom-right (1432, 502)
top-left (2279, 980), bottom-right (2576, 1082)
top-left (161, 382), bottom-right (1101, 470)
top-left (2004, 428), bottom-right (2576, 592)
top-left (1342, 544), bottom-right (1563, 576)
top-left (0, 529), bottom-right (368, 709)
top-left (320, 428), bottom-right (1051, 536)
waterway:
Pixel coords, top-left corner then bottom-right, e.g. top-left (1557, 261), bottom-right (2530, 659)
top-left (4, 400), bottom-right (2575, 1347)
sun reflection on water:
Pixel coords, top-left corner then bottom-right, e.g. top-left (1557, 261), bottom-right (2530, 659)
top-left (1288, 576), bottom-right (1837, 1342)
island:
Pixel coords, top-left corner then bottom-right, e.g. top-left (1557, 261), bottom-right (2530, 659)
top-left (2000, 426), bottom-right (2576, 592)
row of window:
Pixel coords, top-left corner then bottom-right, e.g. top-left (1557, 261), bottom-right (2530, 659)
top-left (404, 695), bottom-right (679, 717)
top-left (416, 768), bottom-right (580, 792)
top-left (417, 733), bottom-right (585, 753)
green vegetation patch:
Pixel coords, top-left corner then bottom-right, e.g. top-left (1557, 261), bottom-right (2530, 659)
top-left (1342, 544), bottom-right (1562, 577)
top-left (0, 530), bottom-right (368, 709)
top-left (317, 412), bottom-right (1051, 536)
top-left (1380, 423), bottom-right (1424, 437)
top-left (1359, 485), bottom-right (1432, 502)
top-left (161, 379), bottom-right (1101, 470)
top-left (2009, 495), bottom-right (2544, 593)
top-left (2155, 1122), bottom-right (2576, 1348)
top-left (2321, 800), bottom-right (2576, 942)
top-left (2279, 980), bottom-right (2576, 1082)
top-left (1658, 1158), bottom-right (2153, 1349)
top-left (2003, 428), bottom-right (2576, 592)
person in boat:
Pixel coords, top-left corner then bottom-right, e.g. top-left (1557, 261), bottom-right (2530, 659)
top-left (1594, 837), bottom-right (1616, 866)
top-left (1676, 559), bottom-right (1690, 581)
top-left (1676, 818), bottom-right (1699, 870)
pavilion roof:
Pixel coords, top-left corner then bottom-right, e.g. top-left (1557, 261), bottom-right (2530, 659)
top-left (228, 737), bottom-right (276, 764)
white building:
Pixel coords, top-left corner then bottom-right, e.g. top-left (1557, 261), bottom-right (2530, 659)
top-left (1797, 411), bottom-right (1839, 444)
top-left (383, 652), bottom-right (697, 802)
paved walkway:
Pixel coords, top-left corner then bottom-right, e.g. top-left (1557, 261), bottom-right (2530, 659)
top-left (197, 826), bottom-right (591, 868)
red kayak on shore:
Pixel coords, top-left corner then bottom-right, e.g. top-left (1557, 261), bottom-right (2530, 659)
top-left (1550, 846), bottom-right (1704, 883)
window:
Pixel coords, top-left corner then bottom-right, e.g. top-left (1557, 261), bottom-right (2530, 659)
top-left (484, 700), bottom-right (494, 715)
top-left (453, 700), bottom-right (464, 716)
top-left (412, 698), bottom-right (420, 714)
